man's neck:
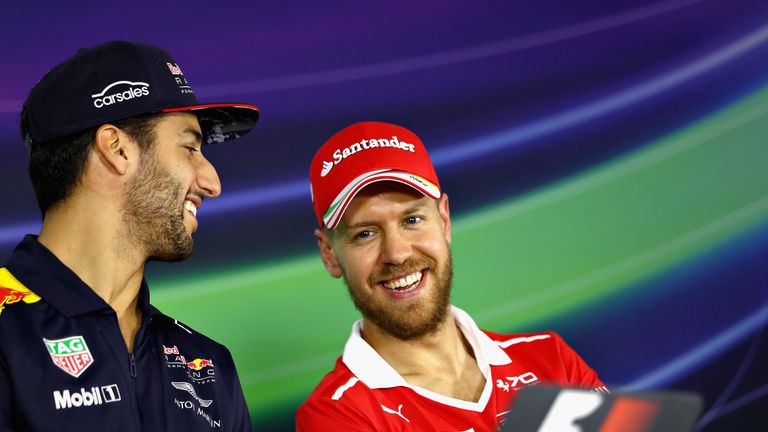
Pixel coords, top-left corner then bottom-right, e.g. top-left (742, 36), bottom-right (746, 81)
top-left (38, 206), bottom-right (145, 352)
top-left (361, 311), bottom-right (486, 402)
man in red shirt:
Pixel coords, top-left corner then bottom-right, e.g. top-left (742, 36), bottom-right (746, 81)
top-left (297, 122), bottom-right (607, 431)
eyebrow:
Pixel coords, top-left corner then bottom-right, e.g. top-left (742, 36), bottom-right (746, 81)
top-left (342, 202), bottom-right (429, 230)
top-left (402, 202), bottom-right (427, 215)
top-left (180, 128), bottom-right (203, 145)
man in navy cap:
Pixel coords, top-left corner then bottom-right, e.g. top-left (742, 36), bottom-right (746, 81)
top-left (0, 41), bottom-right (258, 431)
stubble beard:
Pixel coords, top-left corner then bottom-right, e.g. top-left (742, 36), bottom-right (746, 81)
top-left (123, 151), bottom-right (194, 262)
top-left (344, 253), bottom-right (453, 340)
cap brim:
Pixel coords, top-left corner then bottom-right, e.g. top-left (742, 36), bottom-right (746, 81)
top-left (324, 170), bottom-right (441, 229)
top-left (163, 103), bottom-right (259, 144)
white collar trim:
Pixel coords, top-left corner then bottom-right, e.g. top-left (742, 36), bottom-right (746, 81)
top-left (341, 305), bottom-right (511, 412)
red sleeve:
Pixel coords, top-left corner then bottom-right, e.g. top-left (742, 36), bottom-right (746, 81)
top-left (296, 397), bottom-right (376, 432)
top-left (551, 332), bottom-right (607, 391)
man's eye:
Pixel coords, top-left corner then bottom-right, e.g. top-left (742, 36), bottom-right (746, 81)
top-left (185, 146), bottom-right (199, 154)
top-left (405, 216), bottom-right (422, 225)
top-left (355, 230), bottom-right (372, 240)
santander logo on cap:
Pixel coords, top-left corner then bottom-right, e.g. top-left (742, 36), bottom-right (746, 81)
top-left (320, 135), bottom-right (416, 177)
top-left (310, 122), bottom-right (441, 229)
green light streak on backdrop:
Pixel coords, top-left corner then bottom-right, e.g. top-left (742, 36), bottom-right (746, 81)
top-left (152, 84), bottom-right (768, 421)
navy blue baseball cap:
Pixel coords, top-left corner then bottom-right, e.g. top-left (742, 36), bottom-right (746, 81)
top-left (21, 40), bottom-right (259, 148)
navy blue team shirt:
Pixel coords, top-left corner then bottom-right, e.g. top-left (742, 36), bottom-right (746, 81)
top-left (0, 235), bottom-right (252, 431)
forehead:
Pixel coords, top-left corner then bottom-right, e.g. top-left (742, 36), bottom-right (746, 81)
top-left (340, 182), bottom-right (433, 224)
top-left (154, 112), bottom-right (202, 140)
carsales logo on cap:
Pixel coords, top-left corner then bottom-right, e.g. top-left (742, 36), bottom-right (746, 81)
top-left (91, 80), bottom-right (150, 109)
top-left (320, 136), bottom-right (416, 177)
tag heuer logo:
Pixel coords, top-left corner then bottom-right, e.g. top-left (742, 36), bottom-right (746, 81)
top-left (43, 336), bottom-right (94, 378)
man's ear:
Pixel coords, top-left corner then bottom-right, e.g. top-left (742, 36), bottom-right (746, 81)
top-left (438, 193), bottom-right (452, 246)
top-left (315, 228), bottom-right (343, 278)
top-left (92, 124), bottom-right (136, 176)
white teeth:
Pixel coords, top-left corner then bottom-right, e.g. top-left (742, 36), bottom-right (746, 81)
top-left (184, 200), bottom-right (197, 217)
top-left (382, 271), bottom-right (423, 291)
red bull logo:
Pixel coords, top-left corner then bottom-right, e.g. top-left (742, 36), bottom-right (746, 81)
top-left (186, 358), bottom-right (214, 371)
top-left (0, 285), bottom-right (41, 316)
top-left (166, 62), bottom-right (183, 76)
top-left (0, 268), bottom-right (41, 317)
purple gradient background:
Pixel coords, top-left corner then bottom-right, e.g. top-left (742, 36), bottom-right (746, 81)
top-left (2, 1), bottom-right (768, 430)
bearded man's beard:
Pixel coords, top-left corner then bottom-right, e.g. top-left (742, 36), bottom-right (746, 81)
top-left (345, 253), bottom-right (453, 340)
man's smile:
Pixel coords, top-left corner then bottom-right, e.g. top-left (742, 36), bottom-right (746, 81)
top-left (380, 270), bottom-right (424, 291)
top-left (378, 269), bottom-right (428, 300)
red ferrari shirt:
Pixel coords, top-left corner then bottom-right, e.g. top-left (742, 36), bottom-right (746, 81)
top-left (296, 306), bottom-right (606, 432)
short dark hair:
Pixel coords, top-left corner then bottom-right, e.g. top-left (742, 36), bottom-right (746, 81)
top-left (21, 111), bottom-right (163, 216)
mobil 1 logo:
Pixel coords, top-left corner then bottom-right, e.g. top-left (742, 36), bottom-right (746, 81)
top-left (53, 384), bottom-right (121, 410)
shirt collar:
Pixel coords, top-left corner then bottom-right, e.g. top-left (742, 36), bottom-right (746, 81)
top-left (4, 234), bottom-right (159, 319)
top-left (342, 305), bottom-right (512, 389)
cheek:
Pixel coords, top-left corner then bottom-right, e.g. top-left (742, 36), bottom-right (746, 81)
top-left (173, 170), bottom-right (196, 193)
top-left (339, 249), bottom-right (378, 285)
top-left (416, 234), bottom-right (449, 258)
top-left (176, 165), bottom-right (195, 183)
top-left (164, 155), bottom-right (194, 180)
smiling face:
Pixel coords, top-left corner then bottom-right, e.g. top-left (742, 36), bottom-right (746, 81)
top-left (317, 182), bottom-right (453, 340)
top-left (122, 112), bottom-right (221, 262)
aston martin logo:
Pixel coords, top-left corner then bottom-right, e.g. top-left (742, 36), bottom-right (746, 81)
top-left (171, 381), bottom-right (212, 407)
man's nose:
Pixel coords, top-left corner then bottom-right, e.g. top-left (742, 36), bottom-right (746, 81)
top-left (380, 229), bottom-right (412, 266)
top-left (197, 154), bottom-right (221, 198)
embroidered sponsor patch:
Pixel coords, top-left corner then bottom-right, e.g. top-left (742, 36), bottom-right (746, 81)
top-left (53, 384), bottom-right (121, 410)
top-left (187, 358), bottom-right (214, 371)
top-left (172, 381), bottom-right (212, 407)
top-left (172, 381), bottom-right (222, 429)
top-left (0, 268), bottom-right (41, 316)
top-left (162, 343), bottom-right (216, 384)
top-left (43, 336), bottom-right (94, 378)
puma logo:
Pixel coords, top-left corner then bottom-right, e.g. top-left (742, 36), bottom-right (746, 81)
top-left (381, 403), bottom-right (410, 423)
